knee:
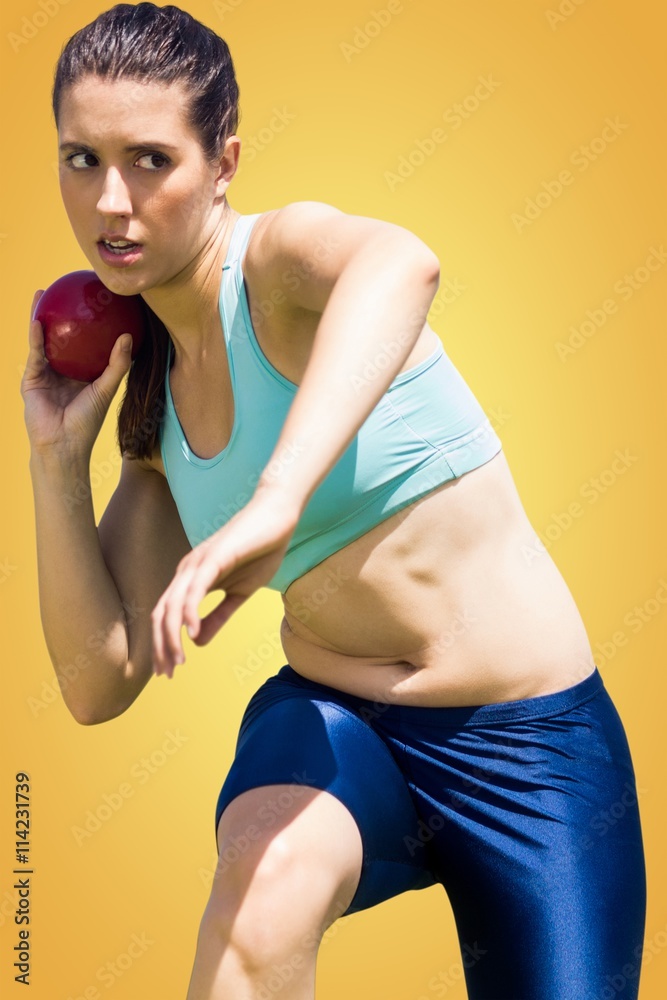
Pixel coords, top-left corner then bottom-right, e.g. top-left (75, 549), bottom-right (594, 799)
top-left (205, 832), bottom-right (309, 966)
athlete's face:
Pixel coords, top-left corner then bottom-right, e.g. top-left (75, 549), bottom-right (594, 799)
top-left (57, 75), bottom-right (238, 295)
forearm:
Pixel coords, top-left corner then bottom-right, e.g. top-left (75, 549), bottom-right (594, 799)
top-left (256, 234), bottom-right (440, 509)
top-left (29, 451), bottom-right (129, 724)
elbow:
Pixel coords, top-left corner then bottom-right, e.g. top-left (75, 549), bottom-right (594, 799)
top-left (60, 652), bottom-right (141, 726)
top-left (392, 227), bottom-right (440, 289)
top-left (369, 228), bottom-right (440, 284)
top-left (419, 251), bottom-right (440, 285)
top-left (72, 704), bottom-right (126, 726)
top-left (399, 242), bottom-right (440, 290)
top-left (68, 690), bottom-right (132, 727)
top-left (73, 708), bottom-right (113, 726)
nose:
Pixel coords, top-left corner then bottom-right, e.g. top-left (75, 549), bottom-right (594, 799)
top-left (96, 166), bottom-right (133, 217)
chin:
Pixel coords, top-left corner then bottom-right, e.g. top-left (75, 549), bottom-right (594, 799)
top-left (94, 260), bottom-right (145, 292)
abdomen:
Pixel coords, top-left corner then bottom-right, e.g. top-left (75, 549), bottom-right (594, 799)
top-left (280, 450), bottom-right (596, 706)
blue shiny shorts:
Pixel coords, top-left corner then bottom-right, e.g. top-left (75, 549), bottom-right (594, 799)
top-left (215, 664), bottom-right (646, 999)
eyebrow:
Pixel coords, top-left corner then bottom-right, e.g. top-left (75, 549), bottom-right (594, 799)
top-left (59, 141), bottom-right (179, 153)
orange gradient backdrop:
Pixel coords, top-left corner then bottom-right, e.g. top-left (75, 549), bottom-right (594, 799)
top-left (1, 1), bottom-right (665, 998)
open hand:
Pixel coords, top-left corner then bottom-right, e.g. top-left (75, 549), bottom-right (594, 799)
top-left (151, 487), bottom-right (301, 678)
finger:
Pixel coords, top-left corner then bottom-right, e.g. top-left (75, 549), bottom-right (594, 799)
top-left (182, 557), bottom-right (225, 640)
top-left (151, 596), bottom-right (170, 675)
top-left (87, 333), bottom-right (133, 415)
top-left (194, 592), bottom-right (247, 645)
top-left (24, 291), bottom-right (47, 374)
top-left (162, 567), bottom-right (200, 670)
top-left (152, 553), bottom-right (206, 676)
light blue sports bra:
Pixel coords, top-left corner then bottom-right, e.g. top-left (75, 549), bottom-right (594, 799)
top-left (159, 213), bottom-right (503, 594)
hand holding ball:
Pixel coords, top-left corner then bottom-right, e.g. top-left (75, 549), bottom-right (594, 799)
top-left (35, 271), bottom-right (147, 382)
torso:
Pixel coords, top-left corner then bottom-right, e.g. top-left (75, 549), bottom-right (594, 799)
top-left (146, 210), bottom-right (597, 707)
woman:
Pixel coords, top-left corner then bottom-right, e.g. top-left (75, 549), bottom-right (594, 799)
top-left (22, 3), bottom-right (646, 998)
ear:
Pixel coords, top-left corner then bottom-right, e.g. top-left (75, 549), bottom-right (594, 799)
top-left (213, 135), bottom-right (241, 196)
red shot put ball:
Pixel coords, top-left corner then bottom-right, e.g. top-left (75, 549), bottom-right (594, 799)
top-left (35, 270), bottom-right (147, 382)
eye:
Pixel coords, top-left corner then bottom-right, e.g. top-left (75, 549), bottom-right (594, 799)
top-left (65, 151), bottom-right (98, 170)
top-left (136, 152), bottom-right (170, 170)
top-left (65, 152), bottom-right (169, 172)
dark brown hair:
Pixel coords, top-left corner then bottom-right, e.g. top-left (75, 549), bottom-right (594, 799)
top-left (52, 2), bottom-right (240, 461)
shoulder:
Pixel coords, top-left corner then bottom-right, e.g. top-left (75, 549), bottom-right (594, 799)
top-left (246, 201), bottom-right (438, 313)
top-left (254, 199), bottom-right (413, 263)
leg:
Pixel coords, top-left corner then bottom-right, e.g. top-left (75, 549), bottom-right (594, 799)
top-left (186, 783), bottom-right (363, 1000)
top-left (186, 669), bottom-right (440, 997)
top-left (378, 669), bottom-right (647, 998)
top-left (210, 672), bottom-right (438, 918)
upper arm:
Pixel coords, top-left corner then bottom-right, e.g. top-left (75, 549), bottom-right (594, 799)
top-left (252, 201), bottom-right (440, 314)
top-left (97, 455), bottom-right (191, 714)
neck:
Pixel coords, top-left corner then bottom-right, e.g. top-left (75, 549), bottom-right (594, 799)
top-left (140, 204), bottom-right (240, 367)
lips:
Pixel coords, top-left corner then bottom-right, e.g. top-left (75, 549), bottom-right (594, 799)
top-left (98, 235), bottom-right (144, 257)
top-left (97, 241), bottom-right (144, 264)
top-left (98, 232), bottom-right (142, 244)
top-left (100, 240), bottom-right (139, 254)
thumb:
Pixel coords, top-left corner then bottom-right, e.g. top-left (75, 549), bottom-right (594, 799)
top-left (89, 334), bottom-right (134, 406)
top-left (114, 333), bottom-right (134, 362)
top-left (108, 333), bottom-right (134, 376)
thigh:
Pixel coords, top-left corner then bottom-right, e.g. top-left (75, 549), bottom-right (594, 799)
top-left (214, 783), bottom-right (364, 933)
top-left (386, 682), bottom-right (647, 999)
top-left (214, 673), bottom-right (438, 916)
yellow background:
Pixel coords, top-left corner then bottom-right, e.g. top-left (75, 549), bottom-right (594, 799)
top-left (1, 1), bottom-right (665, 997)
